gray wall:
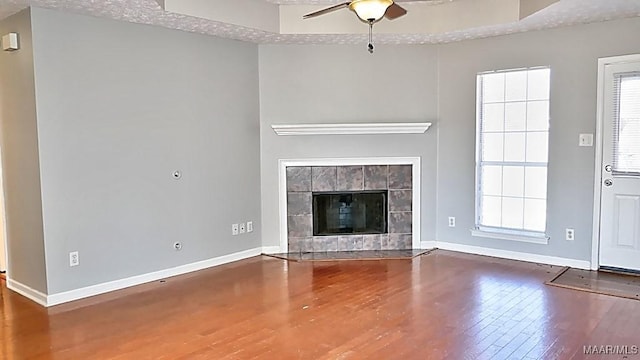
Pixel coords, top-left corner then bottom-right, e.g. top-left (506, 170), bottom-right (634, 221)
top-left (0, 9), bottom-right (48, 293)
top-left (436, 18), bottom-right (640, 261)
top-left (259, 18), bottom-right (640, 263)
top-left (259, 45), bottom-right (439, 248)
top-left (29, 8), bottom-right (261, 294)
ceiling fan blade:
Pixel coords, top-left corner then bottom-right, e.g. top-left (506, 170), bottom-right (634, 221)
top-left (303, 2), bottom-right (351, 19)
top-left (384, 3), bottom-right (407, 20)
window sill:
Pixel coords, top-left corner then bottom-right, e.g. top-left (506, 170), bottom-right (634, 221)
top-left (470, 228), bottom-right (549, 245)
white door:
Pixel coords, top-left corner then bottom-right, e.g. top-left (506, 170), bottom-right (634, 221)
top-left (599, 59), bottom-right (640, 271)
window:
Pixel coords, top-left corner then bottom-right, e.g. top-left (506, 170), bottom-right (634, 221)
top-left (475, 67), bottom-right (550, 237)
top-left (613, 73), bottom-right (640, 174)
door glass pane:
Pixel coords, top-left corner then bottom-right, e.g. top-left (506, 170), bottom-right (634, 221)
top-left (614, 74), bottom-right (640, 173)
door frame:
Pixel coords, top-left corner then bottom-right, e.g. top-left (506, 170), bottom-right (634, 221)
top-left (591, 54), bottom-right (640, 270)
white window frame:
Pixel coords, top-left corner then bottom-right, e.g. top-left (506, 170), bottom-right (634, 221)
top-left (472, 67), bottom-right (551, 244)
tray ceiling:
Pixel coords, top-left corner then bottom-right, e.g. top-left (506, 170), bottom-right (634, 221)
top-left (0, 0), bottom-right (639, 45)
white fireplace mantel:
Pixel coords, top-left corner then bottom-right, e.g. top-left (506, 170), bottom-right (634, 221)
top-left (271, 122), bottom-right (432, 136)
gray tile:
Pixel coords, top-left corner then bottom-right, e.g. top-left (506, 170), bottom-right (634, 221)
top-left (287, 192), bottom-right (312, 216)
top-left (301, 237), bottom-right (314, 252)
top-left (288, 239), bottom-right (302, 253)
top-left (388, 165), bottom-right (412, 189)
top-left (324, 236), bottom-right (338, 252)
top-left (389, 190), bottom-right (412, 212)
top-left (336, 166), bottom-right (364, 191)
top-left (312, 167), bottom-right (337, 192)
top-left (313, 237), bottom-right (327, 252)
top-left (288, 215), bottom-right (312, 238)
top-left (338, 236), bottom-right (350, 251)
top-left (364, 165), bottom-right (388, 190)
top-left (390, 234), bottom-right (413, 250)
top-left (286, 167), bottom-right (311, 192)
top-left (351, 235), bottom-right (364, 250)
top-left (389, 212), bottom-right (412, 234)
top-left (381, 234), bottom-right (394, 250)
top-left (362, 234), bottom-right (380, 250)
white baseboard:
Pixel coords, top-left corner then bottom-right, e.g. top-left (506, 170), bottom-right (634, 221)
top-left (6, 279), bottom-right (48, 307)
top-left (261, 246), bottom-right (282, 254)
top-left (436, 241), bottom-right (592, 269)
top-left (420, 241), bottom-right (437, 249)
top-left (46, 247), bottom-right (263, 307)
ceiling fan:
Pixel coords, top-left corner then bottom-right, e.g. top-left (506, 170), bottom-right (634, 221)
top-left (303, 0), bottom-right (432, 53)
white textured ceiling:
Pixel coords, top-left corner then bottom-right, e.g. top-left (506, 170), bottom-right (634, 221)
top-left (0, 0), bottom-right (639, 45)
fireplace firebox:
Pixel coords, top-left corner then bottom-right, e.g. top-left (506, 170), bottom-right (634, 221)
top-left (312, 191), bottom-right (387, 236)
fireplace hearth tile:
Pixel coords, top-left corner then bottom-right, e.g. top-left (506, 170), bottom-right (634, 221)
top-left (288, 215), bottom-right (312, 237)
top-left (337, 236), bottom-right (351, 251)
top-left (336, 166), bottom-right (364, 191)
top-left (388, 165), bottom-right (412, 189)
top-left (389, 212), bottom-right (412, 234)
top-left (288, 239), bottom-right (302, 253)
top-left (364, 165), bottom-right (388, 190)
top-left (266, 249), bottom-right (433, 262)
top-left (313, 237), bottom-right (328, 252)
top-left (287, 192), bottom-right (312, 216)
top-left (362, 234), bottom-right (380, 250)
top-left (287, 167), bottom-right (312, 192)
top-left (389, 190), bottom-right (412, 212)
top-left (390, 234), bottom-right (413, 250)
top-left (322, 236), bottom-right (338, 252)
top-left (312, 167), bottom-right (337, 192)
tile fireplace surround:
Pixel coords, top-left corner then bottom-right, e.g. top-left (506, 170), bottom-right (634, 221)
top-left (286, 164), bottom-right (414, 253)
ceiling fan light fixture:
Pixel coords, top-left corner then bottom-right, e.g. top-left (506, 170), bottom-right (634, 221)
top-left (349, 0), bottom-right (394, 23)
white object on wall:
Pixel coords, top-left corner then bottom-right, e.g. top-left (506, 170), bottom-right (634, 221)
top-left (1, 33), bottom-right (19, 51)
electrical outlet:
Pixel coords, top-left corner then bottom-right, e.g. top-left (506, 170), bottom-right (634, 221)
top-left (69, 251), bottom-right (79, 267)
top-left (448, 217), bottom-right (456, 227)
top-left (232, 223), bottom-right (239, 235)
top-left (566, 228), bottom-right (575, 241)
top-left (239, 223), bottom-right (246, 234)
top-left (247, 221), bottom-right (253, 233)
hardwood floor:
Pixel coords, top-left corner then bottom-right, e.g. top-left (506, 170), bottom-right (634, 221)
top-left (1, 250), bottom-right (639, 359)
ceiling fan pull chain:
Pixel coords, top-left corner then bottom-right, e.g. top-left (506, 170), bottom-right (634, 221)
top-left (368, 20), bottom-right (374, 54)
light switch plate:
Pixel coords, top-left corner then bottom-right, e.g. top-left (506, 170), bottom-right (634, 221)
top-left (579, 134), bottom-right (593, 147)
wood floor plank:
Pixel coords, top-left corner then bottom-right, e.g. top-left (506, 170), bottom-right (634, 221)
top-left (2, 250), bottom-right (640, 359)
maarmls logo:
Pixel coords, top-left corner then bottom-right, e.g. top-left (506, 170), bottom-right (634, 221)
top-left (583, 345), bottom-right (639, 355)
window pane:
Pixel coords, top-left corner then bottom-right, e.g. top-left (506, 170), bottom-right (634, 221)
top-left (481, 165), bottom-right (502, 196)
top-left (505, 102), bottom-right (526, 131)
top-left (481, 196), bottom-right (502, 227)
top-left (505, 71), bottom-right (527, 101)
top-left (615, 75), bottom-right (640, 173)
top-left (482, 103), bottom-right (505, 132)
top-left (482, 73), bottom-right (505, 103)
top-left (527, 101), bottom-right (549, 131)
top-left (502, 197), bottom-right (524, 229)
top-left (527, 68), bottom-right (551, 100)
top-left (524, 167), bottom-right (547, 199)
top-left (524, 199), bottom-right (546, 232)
top-left (526, 132), bottom-right (549, 163)
top-left (482, 133), bottom-right (504, 161)
top-left (503, 166), bottom-right (524, 197)
top-left (504, 133), bottom-right (526, 162)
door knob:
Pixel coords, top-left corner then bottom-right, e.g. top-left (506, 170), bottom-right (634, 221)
top-left (604, 179), bottom-right (613, 187)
